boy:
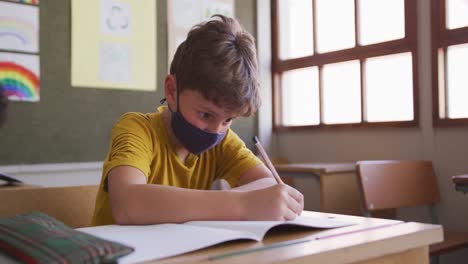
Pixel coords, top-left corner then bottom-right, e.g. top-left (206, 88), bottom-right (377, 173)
top-left (91, 15), bottom-right (303, 226)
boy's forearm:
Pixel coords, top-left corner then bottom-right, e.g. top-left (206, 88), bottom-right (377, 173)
top-left (112, 184), bottom-right (245, 225)
top-left (230, 177), bottom-right (276, 192)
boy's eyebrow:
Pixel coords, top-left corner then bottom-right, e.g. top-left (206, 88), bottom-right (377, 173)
top-left (195, 104), bottom-right (237, 120)
top-left (195, 105), bottom-right (217, 115)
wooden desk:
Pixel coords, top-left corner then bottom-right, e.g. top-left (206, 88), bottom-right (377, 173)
top-left (155, 211), bottom-right (442, 264)
top-left (274, 163), bottom-right (361, 215)
top-left (453, 174), bottom-right (468, 194)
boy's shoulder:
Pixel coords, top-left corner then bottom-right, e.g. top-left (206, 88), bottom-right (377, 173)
top-left (117, 111), bottom-right (158, 124)
top-left (113, 111), bottom-right (160, 132)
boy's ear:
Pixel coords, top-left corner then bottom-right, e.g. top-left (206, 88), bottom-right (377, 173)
top-left (164, 74), bottom-right (177, 109)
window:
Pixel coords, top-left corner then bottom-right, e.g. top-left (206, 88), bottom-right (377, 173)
top-left (432, 0), bottom-right (468, 125)
top-left (271, 0), bottom-right (418, 130)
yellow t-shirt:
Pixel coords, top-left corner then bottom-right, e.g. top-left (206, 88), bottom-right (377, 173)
top-left (91, 106), bottom-right (262, 226)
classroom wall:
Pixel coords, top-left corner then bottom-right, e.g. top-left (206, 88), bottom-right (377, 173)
top-left (0, 0), bottom-right (258, 166)
top-left (257, 1), bottom-right (468, 263)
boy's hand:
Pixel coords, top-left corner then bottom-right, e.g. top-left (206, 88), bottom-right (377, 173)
top-left (239, 184), bottom-right (304, 221)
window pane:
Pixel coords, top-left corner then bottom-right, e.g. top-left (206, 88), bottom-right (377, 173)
top-left (322, 60), bottom-right (361, 124)
top-left (364, 53), bottom-right (413, 122)
top-left (446, 0), bottom-right (468, 29)
top-left (278, 0), bottom-right (313, 59)
top-left (446, 44), bottom-right (468, 118)
top-left (316, 0), bottom-right (355, 53)
top-left (438, 49), bottom-right (446, 118)
top-left (358, 0), bottom-right (405, 45)
top-left (282, 67), bottom-right (319, 126)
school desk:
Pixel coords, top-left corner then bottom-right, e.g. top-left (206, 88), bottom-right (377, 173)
top-left (453, 174), bottom-right (468, 194)
top-left (274, 163), bottom-right (361, 215)
top-left (154, 211), bottom-right (442, 264)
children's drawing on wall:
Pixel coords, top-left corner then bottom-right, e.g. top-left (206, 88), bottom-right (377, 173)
top-left (7, 0), bottom-right (39, 4)
top-left (71, 0), bottom-right (156, 91)
top-left (100, 0), bottom-right (131, 37)
top-left (99, 42), bottom-right (132, 83)
top-left (167, 0), bottom-right (234, 67)
top-left (201, 0), bottom-right (233, 19)
top-left (0, 52), bottom-right (40, 102)
top-left (0, 1), bottom-right (39, 53)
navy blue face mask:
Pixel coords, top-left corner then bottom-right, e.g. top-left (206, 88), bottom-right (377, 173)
top-left (163, 89), bottom-right (226, 155)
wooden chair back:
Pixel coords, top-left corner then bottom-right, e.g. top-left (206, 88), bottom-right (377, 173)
top-left (0, 185), bottom-right (99, 228)
top-left (356, 160), bottom-right (440, 212)
top-left (356, 160), bottom-right (468, 259)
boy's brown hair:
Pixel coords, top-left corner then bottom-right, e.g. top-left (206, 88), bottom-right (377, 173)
top-left (170, 15), bottom-right (260, 116)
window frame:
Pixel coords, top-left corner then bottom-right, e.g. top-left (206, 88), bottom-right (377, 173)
top-left (431, 0), bottom-right (468, 126)
top-left (271, 0), bottom-right (419, 131)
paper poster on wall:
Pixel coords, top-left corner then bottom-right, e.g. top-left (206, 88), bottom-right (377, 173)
top-left (71, 0), bottom-right (156, 91)
top-left (0, 1), bottom-right (39, 53)
top-left (167, 0), bottom-right (234, 67)
top-left (6, 0), bottom-right (39, 5)
top-left (9, 0), bottom-right (39, 5)
top-left (100, 0), bottom-right (132, 37)
top-left (99, 42), bottom-right (132, 83)
top-left (0, 52), bottom-right (40, 102)
top-left (201, 0), bottom-right (234, 19)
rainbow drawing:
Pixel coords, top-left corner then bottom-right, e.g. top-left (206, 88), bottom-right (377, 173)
top-left (0, 17), bottom-right (37, 45)
top-left (10, 0), bottom-right (39, 5)
top-left (0, 61), bottom-right (40, 102)
top-left (0, 2), bottom-right (39, 52)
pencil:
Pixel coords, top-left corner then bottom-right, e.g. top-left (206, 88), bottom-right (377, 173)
top-left (253, 136), bottom-right (284, 184)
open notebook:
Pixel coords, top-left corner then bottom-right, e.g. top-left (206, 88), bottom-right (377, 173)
top-left (78, 215), bottom-right (355, 264)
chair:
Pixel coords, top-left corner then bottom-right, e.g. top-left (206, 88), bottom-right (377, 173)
top-left (356, 160), bottom-right (468, 263)
top-left (0, 185), bottom-right (99, 228)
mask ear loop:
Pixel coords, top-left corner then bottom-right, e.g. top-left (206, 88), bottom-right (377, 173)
top-left (175, 77), bottom-right (180, 112)
top-left (159, 76), bottom-right (179, 112)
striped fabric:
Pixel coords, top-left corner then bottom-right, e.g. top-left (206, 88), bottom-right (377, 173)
top-left (0, 211), bottom-right (133, 264)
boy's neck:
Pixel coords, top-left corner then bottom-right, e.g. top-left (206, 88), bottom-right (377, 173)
top-left (161, 109), bottom-right (190, 163)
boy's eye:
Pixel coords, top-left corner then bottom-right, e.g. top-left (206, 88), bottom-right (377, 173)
top-left (223, 118), bottom-right (235, 125)
top-left (199, 112), bottom-right (211, 120)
